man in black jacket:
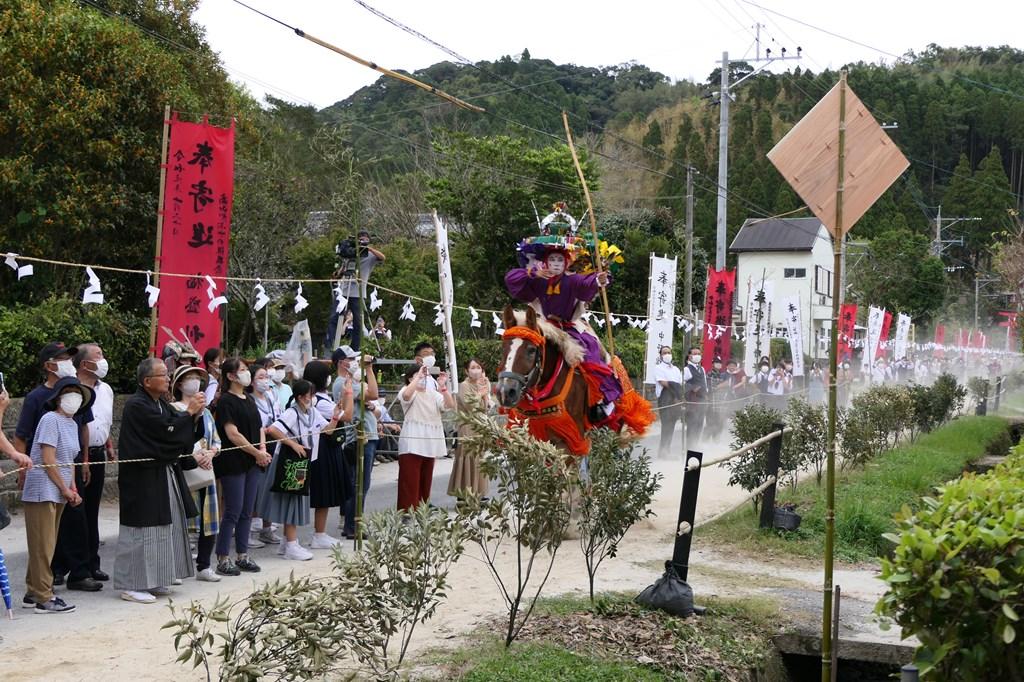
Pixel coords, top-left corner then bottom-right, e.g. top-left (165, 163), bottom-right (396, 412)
top-left (113, 358), bottom-right (205, 604)
top-left (682, 347), bottom-right (708, 449)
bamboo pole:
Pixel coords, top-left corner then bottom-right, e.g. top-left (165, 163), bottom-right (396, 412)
top-left (354, 229), bottom-right (366, 551)
top-left (561, 111), bottom-right (616, 355)
top-left (297, 31), bottom-right (484, 113)
top-left (821, 69), bottom-right (847, 682)
top-left (148, 105), bottom-right (172, 357)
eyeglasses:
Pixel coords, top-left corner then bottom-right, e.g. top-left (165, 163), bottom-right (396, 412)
top-left (148, 372), bottom-right (169, 379)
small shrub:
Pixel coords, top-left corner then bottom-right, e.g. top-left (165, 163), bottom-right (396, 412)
top-left (930, 373), bottom-right (967, 422)
top-left (876, 448), bottom-right (1024, 679)
top-left (726, 403), bottom-right (793, 511)
top-left (785, 397), bottom-right (828, 485)
top-left (577, 430), bottom-right (662, 602)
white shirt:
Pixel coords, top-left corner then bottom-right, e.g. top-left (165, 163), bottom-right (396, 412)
top-left (653, 363), bottom-right (682, 398)
top-left (204, 377), bottom-right (219, 405)
top-left (87, 379), bottom-right (114, 447)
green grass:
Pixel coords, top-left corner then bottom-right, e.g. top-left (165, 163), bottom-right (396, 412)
top-left (438, 592), bottom-right (782, 681)
top-left (700, 415), bottom-right (1011, 563)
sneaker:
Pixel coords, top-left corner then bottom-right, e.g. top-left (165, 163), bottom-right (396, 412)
top-left (171, 578), bottom-right (183, 586)
top-left (120, 590), bottom-right (157, 604)
top-left (258, 528), bottom-right (282, 544)
top-left (310, 533), bottom-right (341, 549)
top-left (247, 536), bottom-right (266, 549)
top-left (34, 596), bottom-right (75, 614)
top-left (235, 556), bottom-right (261, 573)
top-left (22, 594), bottom-right (39, 609)
top-left (282, 541), bottom-right (314, 561)
top-left (277, 541), bottom-right (286, 556)
top-left (148, 586), bottom-right (172, 596)
top-left (196, 568), bottom-right (221, 583)
top-left (216, 559), bottom-right (241, 577)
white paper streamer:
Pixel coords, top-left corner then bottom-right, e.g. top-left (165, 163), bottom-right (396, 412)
top-left (294, 283), bottom-right (308, 313)
top-left (432, 303), bottom-right (445, 327)
top-left (205, 275), bottom-right (227, 312)
top-left (82, 267), bottom-right (104, 305)
top-left (492, 311), bottom-right (504, 336)
top-left (253, 280), bottom-right (270, 312)
top-left (369, 288), bottom-right (383, 312)
top-left (469, 306), bottom-right (481, 329)
top-left (144, 271), bottom-right (160, 308)
top-left (399, 298), bottom-right (416, 321)
top-left (334, 282), bottom-right (348, 314)
top-left (5, 253), bottom-right (33, 279)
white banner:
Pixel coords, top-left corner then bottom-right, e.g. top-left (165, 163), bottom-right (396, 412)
top-left (863, 306), bottom-right (885, 370)
top-left (781, 294), bottom-right (805, 377)
top-left (433, 211), bottom-right (459, 389)
top-left (743, 276), bottom-right (774, 374)
top-left (644, 254), bottom-right (678, 384)
top-left (894, 313), bottom-right (912, 361)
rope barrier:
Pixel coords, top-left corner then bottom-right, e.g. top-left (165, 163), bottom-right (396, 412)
top-left (688, 427), bottom-right (794, 471)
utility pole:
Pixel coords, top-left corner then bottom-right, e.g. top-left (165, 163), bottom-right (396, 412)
top-left (975, 275), bottom-right (1002, 329)
top-left (931, 204), bottom-right (978, 256)
top-left (714, 48), bottom-right (801, 270)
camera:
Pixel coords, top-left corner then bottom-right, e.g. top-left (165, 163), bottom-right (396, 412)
top-left (336, 239), bottom-right (357, 260)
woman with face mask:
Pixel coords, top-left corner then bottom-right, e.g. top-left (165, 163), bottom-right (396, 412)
top-left (260, 380), bottom-right (349, 560)
top-left (168, 366), bottom-right (221, 582)
top-left (302, 360), bottom-right (353, 548)
top-left (21, 377), bottom-right (93, 613)
top-left (448, 359), bottom-right (494, 499)
top-left (653, 347), bottom-right (684, 458)
top-left (247, 366), bottom-right (283, 547)
top-left (213, 358), bottom-right (270, 577)
top-left (269, 360), bottom-right (292, 411)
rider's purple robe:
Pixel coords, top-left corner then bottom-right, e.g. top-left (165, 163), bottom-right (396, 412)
top-left (504, 268), bottom-right (623, 404)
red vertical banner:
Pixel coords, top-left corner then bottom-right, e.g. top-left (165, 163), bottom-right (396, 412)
top-left (702, 267), bottom-right (735, 371)
top-left (998, 311), bottom-right (1018, 351)
top-left (933, 324), bottom-right (946, 357)
top-left (154, 113), bottom-right (235, 355)
top-left (837, 303), bottom-right (857, 362)
top-left (875, 310), bottom-right (893, 359)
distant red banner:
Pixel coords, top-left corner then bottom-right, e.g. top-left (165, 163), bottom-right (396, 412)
top-left (998, 311), bottom-right (1018, 351)
top-left (837, 303), bottom-right (857, 362)
top-left (154, 113), bottom-right (235, 356)
top-left (933, 324), bottom-right (945, 357)
top-left (876, 310), bottom-right (893, 359)
top-left (702, 267), bottom-right (735, 371)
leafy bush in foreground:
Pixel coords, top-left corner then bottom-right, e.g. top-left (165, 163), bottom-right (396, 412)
top-left (877, 447), bottom-right (1024, 680)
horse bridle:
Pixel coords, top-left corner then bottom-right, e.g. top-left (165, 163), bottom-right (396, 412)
top-left (499, 327), bottom-right (547, 393)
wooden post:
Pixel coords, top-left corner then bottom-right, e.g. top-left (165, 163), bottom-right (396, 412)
top-left (821, 70), bottom-right (847, 682)
top-left (562, 111), bottom-right (616, 356)
top-left (671, 450), bottom-right (703, 581)
top-left (758, 424), bottom-right (785, 529)
top-left (995, 376), bottom-right (1003, 413)
top-left (148, 104), bottom-right (172, 357)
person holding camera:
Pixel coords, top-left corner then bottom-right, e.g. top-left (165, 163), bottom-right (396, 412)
top-left (397, 362), bottom-right (455, 511)
top-left (326, 230), bottom-right (385, 352)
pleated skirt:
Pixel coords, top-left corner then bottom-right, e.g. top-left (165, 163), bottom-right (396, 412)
top-left (258, 447), bottom-right (311, 527)
top-left (308, 434), bottom-right (346, 509)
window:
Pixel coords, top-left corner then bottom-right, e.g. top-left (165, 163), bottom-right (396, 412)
top-left (784, 267), bottom-right (807, 279)
top-left (814, 265), bottom-right (833, 296)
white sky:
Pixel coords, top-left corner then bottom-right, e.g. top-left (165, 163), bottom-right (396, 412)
top-left (194, 0), bottom-right (1024, 110)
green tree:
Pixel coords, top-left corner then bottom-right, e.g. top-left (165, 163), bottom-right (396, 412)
top-left (848, 227), bottom-right (947, 323)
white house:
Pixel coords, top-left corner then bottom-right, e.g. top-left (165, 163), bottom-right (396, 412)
top-left (730, 217), bottom-right (834, 362)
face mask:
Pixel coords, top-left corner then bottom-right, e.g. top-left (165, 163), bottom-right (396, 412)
top-left (255, 378), bottom-right (271, 393)
top-left (180, 378), bottom-right (201, 397)
top-left (760, 365), bottom-right (769, 372)
top-left (468, 368), bottom-right (483, 379)
top-left (350, 366), bottom-right (362, 382)
top-left (421, 355), bottom-right (436, 369)
top-left (661, 354), bottom-right (672, 364)
top-left (54, 359), bottom-right (76, 378)
top-left (272, 369), bottom-right (286, 383)
top-left (235, 370), bottom-right (252, 388)
top-left (546, 255), bottom-right (566, 275)
top-left (713, 363), bottom-right (722, 370)
top-left (691, 355), bottom-right (702, 364)
top-left (59, 392), bottom-right (83, 415)
top-left (91, 359), bottom-right (109, 379)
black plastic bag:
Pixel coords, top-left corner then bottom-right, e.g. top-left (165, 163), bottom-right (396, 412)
top-left (635, 561), bottom-right (694, 617)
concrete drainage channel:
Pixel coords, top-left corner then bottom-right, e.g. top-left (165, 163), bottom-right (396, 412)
top-left (772, 633), bottom-right (916, 681)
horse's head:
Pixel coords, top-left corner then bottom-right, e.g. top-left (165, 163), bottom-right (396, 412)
top-left (497, 305), bottom-right (545, 408)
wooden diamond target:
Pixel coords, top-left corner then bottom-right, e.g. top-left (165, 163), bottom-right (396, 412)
top-left (767, 79), bottom-right (909, 238)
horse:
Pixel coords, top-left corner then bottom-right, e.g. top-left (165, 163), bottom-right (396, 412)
top-left (496, 305), bottom-right (594, 456)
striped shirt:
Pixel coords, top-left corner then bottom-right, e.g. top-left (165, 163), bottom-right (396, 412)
top-left (22, 411), bottom-right (80, 503)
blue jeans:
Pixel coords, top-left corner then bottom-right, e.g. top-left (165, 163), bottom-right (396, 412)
top-left (215, 467), bottom-right (261, 557)
top-left (342, 440), bottom-right (377, 536)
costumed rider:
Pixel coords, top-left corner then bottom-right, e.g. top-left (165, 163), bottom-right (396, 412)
top-left (504, 242), bottom-right (621, 426)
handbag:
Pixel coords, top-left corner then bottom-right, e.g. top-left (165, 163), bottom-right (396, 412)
top-left (270, 415), bottom-right (311, 495)
top-left (183, 438), bottom-right (216, 492)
